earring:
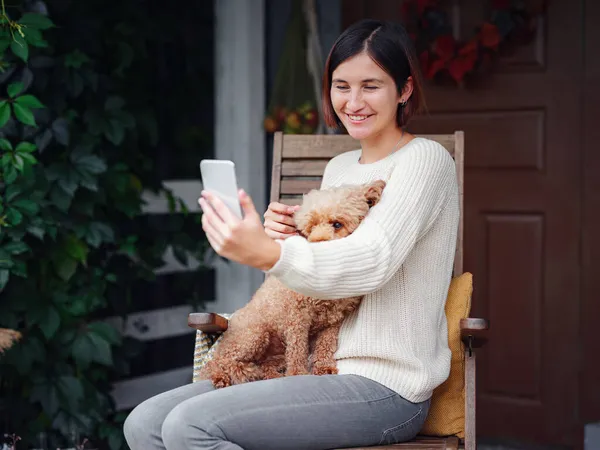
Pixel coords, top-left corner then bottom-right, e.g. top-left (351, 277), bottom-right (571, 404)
top-left (399, 99), bottom-right (407, 108)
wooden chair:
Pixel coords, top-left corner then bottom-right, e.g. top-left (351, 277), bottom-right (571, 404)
top-left (188, 131), bottom-right (489, 450)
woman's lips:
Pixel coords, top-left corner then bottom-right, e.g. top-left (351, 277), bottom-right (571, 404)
top-left (346, 113), bottom-right (372, 124)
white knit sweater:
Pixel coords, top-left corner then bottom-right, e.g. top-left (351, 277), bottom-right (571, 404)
top-left (267, 137), bottom-right (460, 402)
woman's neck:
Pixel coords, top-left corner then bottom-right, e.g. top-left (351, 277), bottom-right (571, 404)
top-left (359, 127), bottom-right (407, 164)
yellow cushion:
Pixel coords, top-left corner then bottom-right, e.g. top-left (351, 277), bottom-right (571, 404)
top-left (421, 272), bottom-right (473, 439)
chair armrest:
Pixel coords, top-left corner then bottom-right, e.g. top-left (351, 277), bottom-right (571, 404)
top-left (188, 313), bottom-right (229, 333)
top-left (460, 318), bottom-right (489, 349)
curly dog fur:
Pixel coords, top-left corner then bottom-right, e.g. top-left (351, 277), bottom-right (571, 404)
top-left (198, 179), bottom-right (387, 388)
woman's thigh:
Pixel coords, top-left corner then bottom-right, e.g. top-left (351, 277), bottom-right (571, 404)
top-left (162, 374), bottom-right (430, 450)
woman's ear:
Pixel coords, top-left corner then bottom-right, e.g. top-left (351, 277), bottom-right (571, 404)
top-left (399, 76), bottom-right (414, 104)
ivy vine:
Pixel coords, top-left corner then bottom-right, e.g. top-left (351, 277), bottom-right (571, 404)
top-left (0, 0), bottom-right (213, 448)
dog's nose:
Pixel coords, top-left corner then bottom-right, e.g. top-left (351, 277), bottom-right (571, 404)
top-left (308, 225), bottom-right (332, 242)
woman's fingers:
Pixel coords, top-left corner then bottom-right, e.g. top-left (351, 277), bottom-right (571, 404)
top-left (201, 191), bottom-right (239, 227)
top-left (264, 218), bottom-right (296, 234)
top-left (265, 229), bottom-right (298, 240)
top-left (266, 212), bottom-right (296, 227)
top-left (265, 202), bottom-right (295, 216)
top-left (201, 208), bottom-right (225, 250)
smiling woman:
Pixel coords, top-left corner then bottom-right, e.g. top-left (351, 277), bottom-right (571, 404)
top-left (321, 20), bottom-right (426, 162)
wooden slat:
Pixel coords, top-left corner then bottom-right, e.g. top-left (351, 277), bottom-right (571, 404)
top-left (336, 436), bottom-right (460, 450)
top-left (270, 132), bottom-right (284, 203)
top-left (453, 131), bottom-right (464, 276)
top-left (280, 134), bottom-right (360, 159)
top-left (281, 160), bottom-right (328, 176)
top-left (464, 350), bottom-right (476, 450)
top-left (278, 133), bottom-right (456, 159)
top-left (279, 196), bottom-right (303, 206)
top-left (188, 313), bottom-right (228, 333)
top-left (280, 178), bottom-right (322, 195)
top-left (419, 134), bottom-right (456, 156)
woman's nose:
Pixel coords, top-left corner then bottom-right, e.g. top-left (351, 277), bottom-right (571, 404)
top-left (346, 91), bottom-right (365, 111)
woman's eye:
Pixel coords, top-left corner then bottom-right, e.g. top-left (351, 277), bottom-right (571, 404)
top-left (335, 85), bottom-right (349, 91)
top-left (364, 86), bottom-right (378, 91)
top-left (332, 222), bottom-right (343, 230)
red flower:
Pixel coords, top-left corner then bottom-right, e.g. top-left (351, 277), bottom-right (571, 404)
top-left (427, 58), bottom-right (447, 79)
top-left (459, 39), bottom-right (479, 57)
top-left (479, 23), bottom-right (501, 50)
top-left (448, 53), bottom-right (477, 83)
top-left (434, 35), bottom-right (456, 61)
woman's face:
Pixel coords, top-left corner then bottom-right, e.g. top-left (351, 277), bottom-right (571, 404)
top-left (330, 52), bottom-right (402, 141)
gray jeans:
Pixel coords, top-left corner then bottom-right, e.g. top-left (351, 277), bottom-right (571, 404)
top-left (124, 374), bottom-right (430, 450)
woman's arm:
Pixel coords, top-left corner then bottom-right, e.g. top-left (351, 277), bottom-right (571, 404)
top-left (266, 145), bottom-right (458, 299)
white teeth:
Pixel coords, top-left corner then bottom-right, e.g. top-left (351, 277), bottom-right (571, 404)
top-left (348, 115), bottom-right (368, 121)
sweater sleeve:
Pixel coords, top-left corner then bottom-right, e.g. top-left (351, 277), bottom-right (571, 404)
top-left (266, 143), bottom-right (457, 299)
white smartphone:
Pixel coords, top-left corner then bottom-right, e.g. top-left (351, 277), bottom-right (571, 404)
top-left (199, 159), bottom-right (243, 219)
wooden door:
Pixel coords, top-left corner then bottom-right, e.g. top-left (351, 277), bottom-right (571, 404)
top-left (343, 1), bottom-right (583, 446)
top-left (581, 0), bottom-right (600, 426)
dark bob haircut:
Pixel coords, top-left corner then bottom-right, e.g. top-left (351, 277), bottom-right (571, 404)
top-left (322, 19), bottom-right (425, 130)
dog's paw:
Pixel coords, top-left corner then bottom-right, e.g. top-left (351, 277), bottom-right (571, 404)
top-left (312, 364), bottom-right (338, 375)
top-left (286, 367), bottom-right (310, 377)
top-left (262, 369), bottom-right (285, 380)
top-left (211, 373), bottom-right (232, 389)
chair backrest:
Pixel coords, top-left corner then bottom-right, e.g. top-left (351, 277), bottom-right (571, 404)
top-left (269, 131), bottom-right (464, 276)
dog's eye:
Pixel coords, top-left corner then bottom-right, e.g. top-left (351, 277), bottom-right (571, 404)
top-left (332, 222), bottom-right (343, 230)
top-left (367, 199), bottom-right (374, 207)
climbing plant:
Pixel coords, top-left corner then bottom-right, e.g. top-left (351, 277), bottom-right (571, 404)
top-left (0, 0), bottom-right (213, 448)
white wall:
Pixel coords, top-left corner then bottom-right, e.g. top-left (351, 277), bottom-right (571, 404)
top-left (214, 0), bottom-right (267, 313)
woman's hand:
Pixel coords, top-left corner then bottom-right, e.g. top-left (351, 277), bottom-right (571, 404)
top-left (199, 190), bottom-right (281, 271)
top-left (263, 202), bottom-right (300, 240)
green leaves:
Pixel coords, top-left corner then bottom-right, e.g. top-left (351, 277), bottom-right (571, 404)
top-left (71, 148), bottom-right (107, 175)
top-left (3, 240), bottom-right (29, 255)
top-left (13, 103), bottom-right (36, 126)
top-left (64, 49), bottom-right (91, 69)
top-left (0, 249), bottom-right (13, 269)
top-left (44, 147), bottom-right (107, 212)
top-left (11, 33), bottom-right (29, 62)
top-left (64, 234), bottom-right (89, 263)
top-left (8, 82), bottom-right (24, 98)
top-left (0, 269), bottom-right (9, 291)
top-left (88, 322), bottom-right (122, 346)
top-left (0, 101), bottom-right (11, 127)
top-left (86, 221), bottom-right (115, 248)
top-left (71, 325), bottom-right (114, 369)
top-left (15, 94), bottom-right (45, 109)
top-left (30, 375), bottom-right (83, 418)
top-left (0, 84), bottom-right (45, 127)
top-left (38, 306), bottom-right (61, 339)
top-left (51, 235), bottom-right (89, 281)
top-left (0, 141), bottom-right (38, 184)
top-left (83, 97), bottom-right (134, 145)
top-left (19, 12), bottom-right (55, 30)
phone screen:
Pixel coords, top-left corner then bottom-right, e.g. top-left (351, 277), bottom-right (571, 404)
top-left (199, 160), bottom-right (243, 219)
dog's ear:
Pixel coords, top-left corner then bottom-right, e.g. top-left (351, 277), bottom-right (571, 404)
top-left (364, 180), bottom-right (386, 208)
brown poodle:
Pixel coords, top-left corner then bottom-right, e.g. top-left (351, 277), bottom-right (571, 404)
top-left (198, 179), bottom-right (387, 388)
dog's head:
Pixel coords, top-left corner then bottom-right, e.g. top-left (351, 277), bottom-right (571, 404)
top-left (294, 180), bottom-right (386, 243)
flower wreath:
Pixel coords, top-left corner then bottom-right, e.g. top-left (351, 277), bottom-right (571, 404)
top-left (402, 0), bottom-right (547, 85)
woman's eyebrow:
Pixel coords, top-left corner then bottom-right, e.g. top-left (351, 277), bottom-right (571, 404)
top-left (331, 78), bottom-right (384, 84)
